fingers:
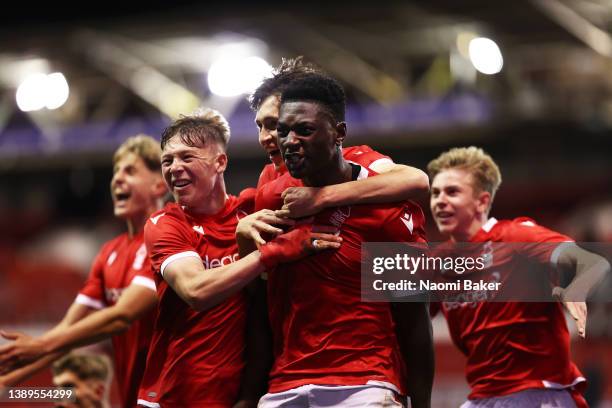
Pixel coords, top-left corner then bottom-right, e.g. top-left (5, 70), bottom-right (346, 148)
top-left (563, 301), bottom-right (587, 338)
top-left (281, 187), bottom-right (297, 200)
top-left (0, 331), bottom-right (19, 341)
top-left (310, 232), bottom-right (342, 251)
top-left (275, 209), bottom-right (291, 218)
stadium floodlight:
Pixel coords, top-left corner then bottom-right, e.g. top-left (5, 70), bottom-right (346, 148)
top-left (208, 55), bottom-right (273, 97)
top-left (468, 37), bottom-right (504, 75)
top-left (44, 72), bottom-right (70, 109)
top-left (15, 72), bottom-right (70, 112)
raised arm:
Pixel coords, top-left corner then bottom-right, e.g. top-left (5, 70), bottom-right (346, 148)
top-left (0, 285), bottom-right (157, 370)
top-left (553, 244), bottom-right (610, 337)
top-left (281, 163), bottom-right (429, 218)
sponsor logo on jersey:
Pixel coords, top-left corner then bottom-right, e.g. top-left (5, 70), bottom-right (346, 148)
top-left (202, 253), bottom-right (239, 269)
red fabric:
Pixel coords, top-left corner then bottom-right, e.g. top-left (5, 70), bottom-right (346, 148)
top-left (256, 166), bottom-right (426, 395)
top-left (138, 194), bottom-right (254, 407)
top-left (259, 225), bottom-right (314, 268)
top-left (439, 217), bottom-right (586, 400)
top-left (78, 231), bottom-right (156, 407)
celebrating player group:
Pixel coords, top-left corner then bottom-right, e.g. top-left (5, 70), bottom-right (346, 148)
top-left (0, 57), bottom-right (609, 408)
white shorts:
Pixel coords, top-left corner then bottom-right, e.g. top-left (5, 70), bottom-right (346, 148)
top-left (460, 388), bottom-right (577, 408)
top-left (258, 384), bottom-right (407, 408)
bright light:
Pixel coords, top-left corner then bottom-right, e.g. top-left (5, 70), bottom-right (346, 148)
top-left (468, 37), bottom-right (503, 75)
top-left (208, 56), bottom-right (273, 97)
top-left (15, 72), bottom-right (70, 112)
top-left (45, 73), bottom-right (70, 109)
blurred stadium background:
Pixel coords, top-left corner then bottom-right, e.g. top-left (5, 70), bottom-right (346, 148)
top-left (0, 1), bottom-right (611, 406)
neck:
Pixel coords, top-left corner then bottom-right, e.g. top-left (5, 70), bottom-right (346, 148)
top-left (449, 213), bottom-right (488, 242)
top-left (125, 201), bottom-right (162, 239)
top-left (304, 154), bottom-right (353, 187)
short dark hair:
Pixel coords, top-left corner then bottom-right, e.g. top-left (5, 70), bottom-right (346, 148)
top-left (280, 73), bottom-right (346, 122)
top-left (248, 56), bottom-right (322, 111)
top-left (160, 108), bottom-right (230, 151)
top-left (52, 353), bottom-right (111, 382)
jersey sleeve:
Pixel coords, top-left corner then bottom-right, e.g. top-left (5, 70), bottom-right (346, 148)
top-left (144, 211), bottom-right (202, 277)
top-left (343, 145), bottom-right (393, 171)
top-left (76, 247), bottom-right (108, 309)
top-left (507, 218), bottom-right (574, 266)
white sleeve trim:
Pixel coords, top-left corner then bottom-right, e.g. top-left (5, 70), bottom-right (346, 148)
top-left (136, 399), bottom-right (160, 408)
top-left (160, 251), bottom-right (201, 277)
top-left (368, 158), bottom-right (394, 172)
top-left (75, 294), bottom-right (105, 310)
top-left (131, 276), bottom-right (157, 292)
top-left (550, 241), bottom-right (576, 266)
top-left (542, 376), bottom-right (586, 389)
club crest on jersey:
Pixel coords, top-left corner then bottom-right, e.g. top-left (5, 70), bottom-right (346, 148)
top-left (329, 206), bottom-right (351, 228)
top-left (132, 243), bottom-right (147, 270)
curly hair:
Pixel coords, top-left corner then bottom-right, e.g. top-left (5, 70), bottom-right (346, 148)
top-left (280, 72), bottom-right (346, 122)
top-left (248, 56), bottom-right (322, 111)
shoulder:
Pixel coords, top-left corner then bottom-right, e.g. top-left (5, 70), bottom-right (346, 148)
top-left (488, 217), bottom-right (572, 242)
top-left (255, 172), bottom-right (302, 211)
top-left (145, 203), bottom-right (188, 235)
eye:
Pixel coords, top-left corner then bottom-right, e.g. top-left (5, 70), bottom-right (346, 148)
top-left (276, 125), bottom-right (289, 138)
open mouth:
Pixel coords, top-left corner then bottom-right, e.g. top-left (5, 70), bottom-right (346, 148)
top-left (435, 211), bottom-right (454, 222)
top-left (113, 191), bottom-right (131, 203)
top-left (173, 179), bottom-right (191, 189)
top-left (268, 149), bottom-right (281, 161)
top-left (284, 152), bottom-right (304, 170)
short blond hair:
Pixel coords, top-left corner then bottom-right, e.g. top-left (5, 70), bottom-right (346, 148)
top-left (428, 146), bottom-right (502, 201)
top-left (113, 134), bottom-right (161, 172)
top-left (52, 353), bottom-right (111, 382)
top-left (160, 108), bottom-right (230, 151)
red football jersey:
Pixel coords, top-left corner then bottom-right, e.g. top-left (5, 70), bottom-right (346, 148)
top-left (439, 217), bottom-right (586, 400)
top-left (255, 144), bottom-right (391, 190)
top-left (137, 193), bottom-right (253, 408)
top-left (77, 231), bottom-right (156, 407)
top-left (256, 165), bottom-right (426, 394)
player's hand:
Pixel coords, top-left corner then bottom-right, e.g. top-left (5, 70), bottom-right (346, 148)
top-left (281, 186), bottom-right (325, 218)
top-left (259, 224), bottom-right (342, 268)
top-left (0, 331), bottom-right (46, 372)
top-left (552, 287), bottom-right (587, 338)
top-left (236, 209), bottom-right (295, 247)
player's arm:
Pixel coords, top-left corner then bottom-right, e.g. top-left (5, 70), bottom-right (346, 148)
top-left (164, 226), bottom-right (341, 312)
top-left (392, 301), bottom-right (433, 408)
top-left (280, 163), bottom-right (429, 218)
top-left (553, 244), bottom-right (610, 337)
top-left (0, 352), bottom-right (65, 389)
top-left (0, 285), bottom-right (157, 368)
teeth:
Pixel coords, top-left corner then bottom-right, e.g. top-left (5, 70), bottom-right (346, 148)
top-left (174, 180), bottom-right (190, 187)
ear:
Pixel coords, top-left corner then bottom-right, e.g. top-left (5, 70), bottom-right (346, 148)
top-left (215, 152), bottom-right (228, 174)
top-left (151, 175), bottom-right (168, 198)
top-left (335, 122), bottom-right (347, 146)
top-left (91, 380), bottom-right (106, 400)
top-left (476, 190), bottom-right (491, 215)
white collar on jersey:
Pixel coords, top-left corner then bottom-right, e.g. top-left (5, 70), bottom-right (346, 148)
top-left (482, 217), bottom-right (498, 233)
